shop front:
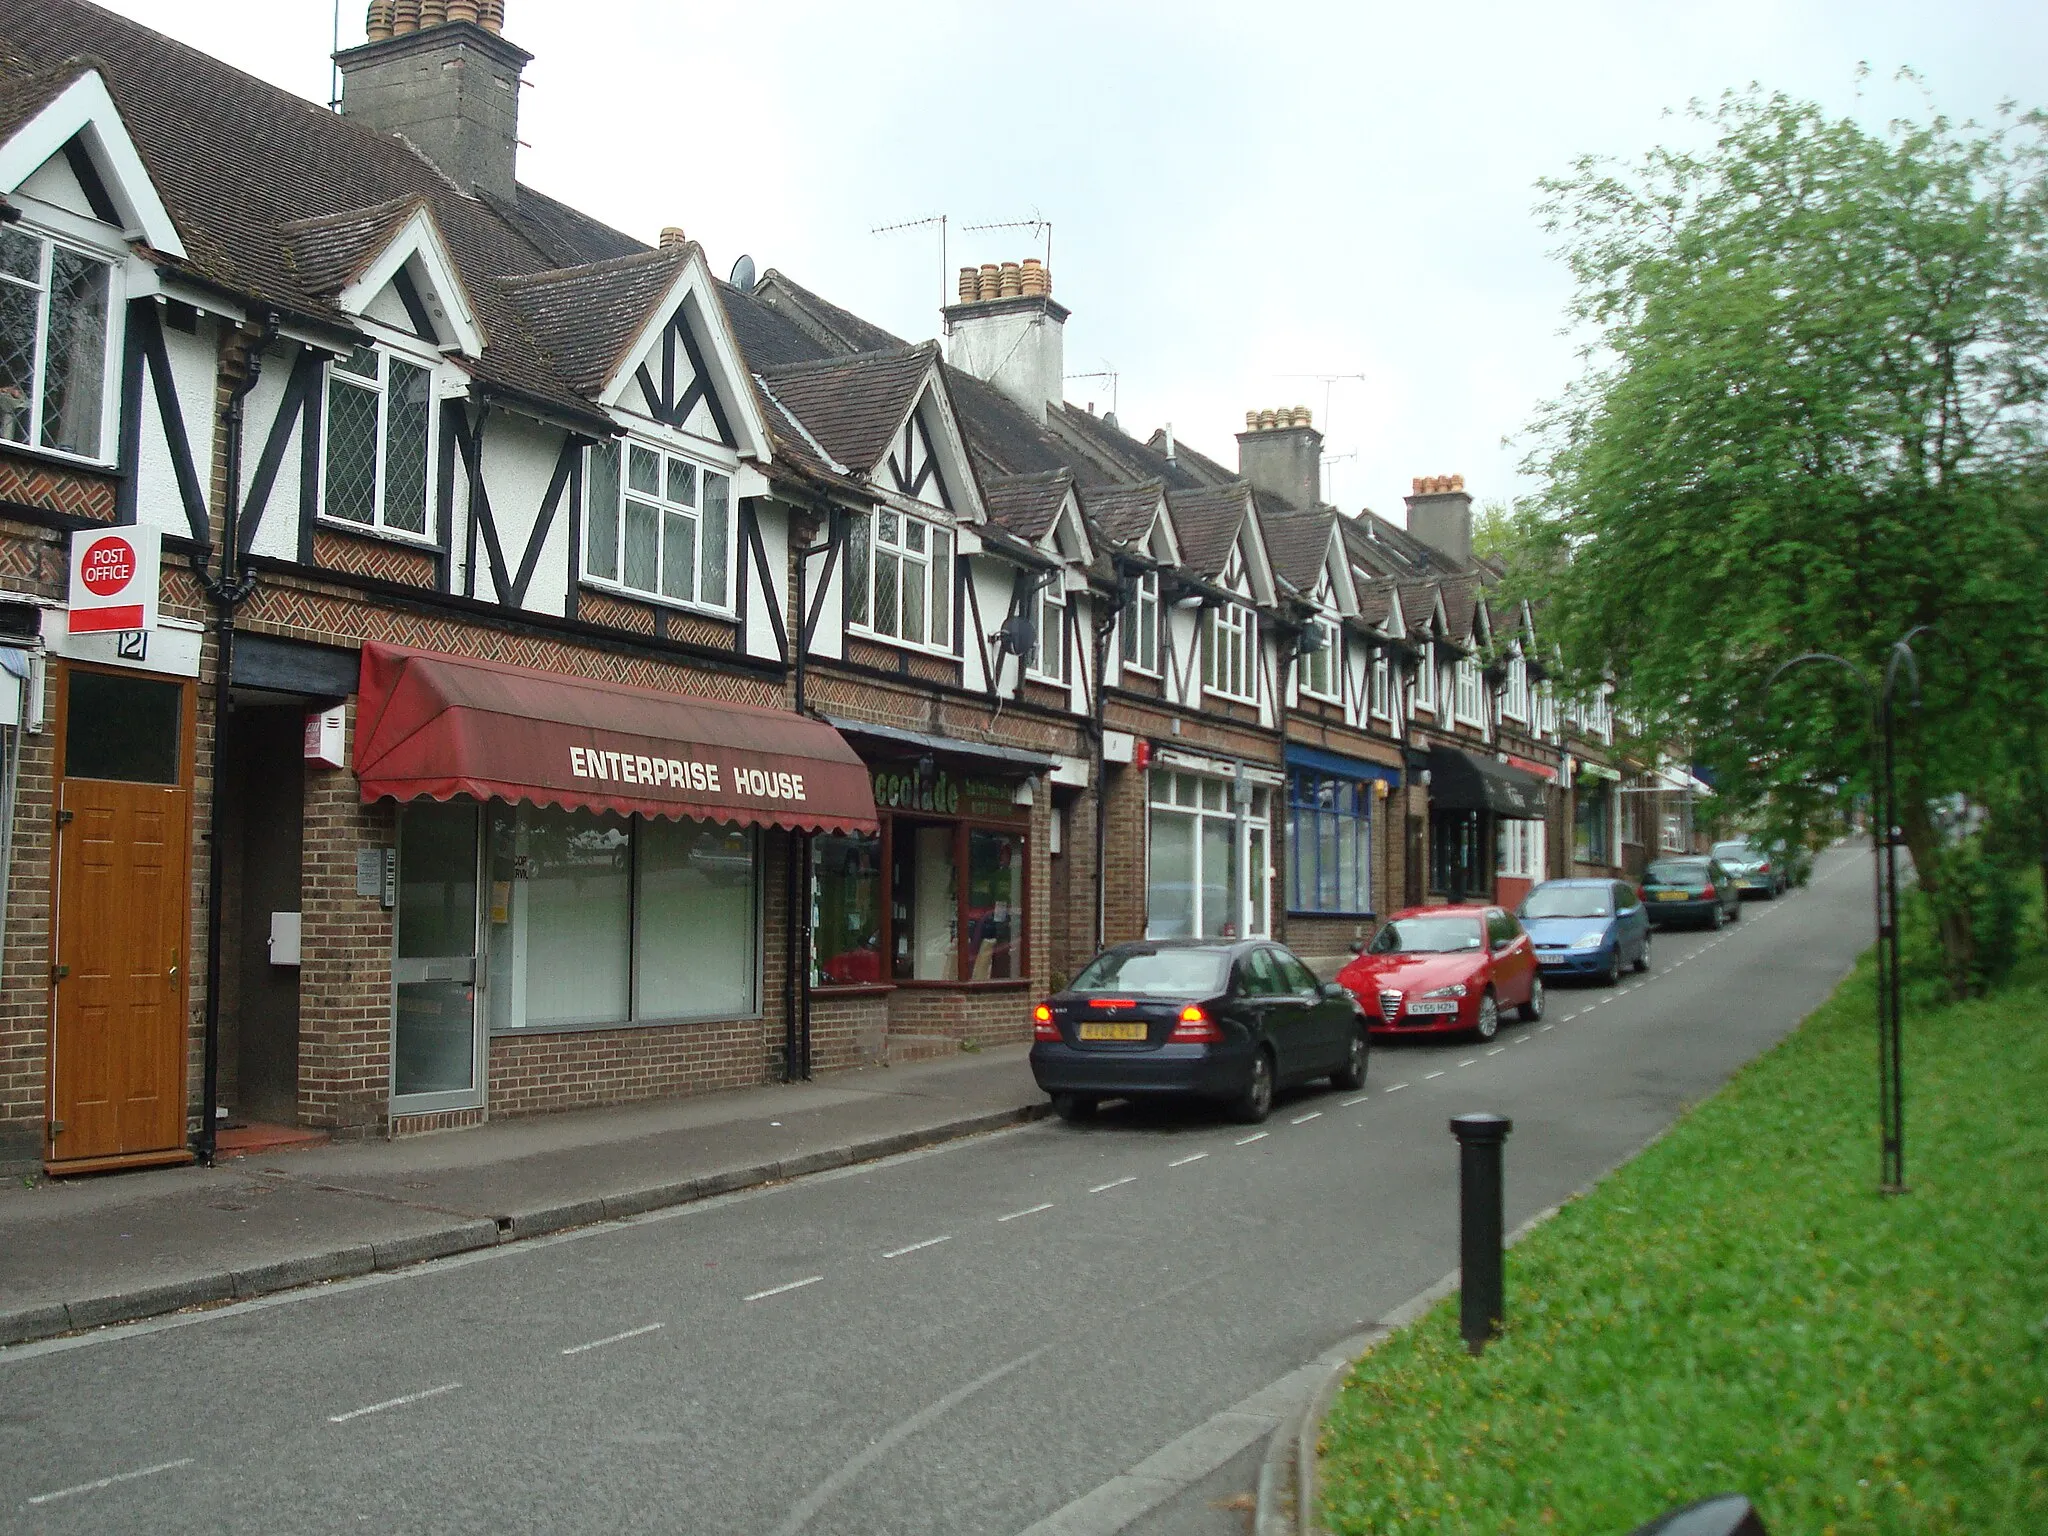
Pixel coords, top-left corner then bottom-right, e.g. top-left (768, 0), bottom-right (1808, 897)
top-left (1144, 747), bottom-right (1283, 942)
top-left (354, 643), bottom-right (876, 1122)
top-left (1425, 746), bottom-right (1549, 907)
top-left (1281, 743), bottom-right (1403, 963)
top-left (1495, 753), bottom-right (1561, 908)
top-left (1571, 758), bottom-right (1623, 876)
top-left (811, 720), bottom-right (1050, 1057)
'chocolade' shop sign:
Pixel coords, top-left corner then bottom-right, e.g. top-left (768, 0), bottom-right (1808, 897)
top-left (871, 768), bottom-right (1019, 820)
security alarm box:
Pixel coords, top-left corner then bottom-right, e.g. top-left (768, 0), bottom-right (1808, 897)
top-left (304, 705), bottom-right (346, 768)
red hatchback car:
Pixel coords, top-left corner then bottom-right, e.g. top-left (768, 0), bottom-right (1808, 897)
top-left (1335, 904), bottom-right (1545, 1041)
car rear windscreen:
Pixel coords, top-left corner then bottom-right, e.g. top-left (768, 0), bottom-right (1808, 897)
top-left (1712, 843), bottom-right (1756, 861)
top-left (1073, 949), bottom-right (1229, 996)
top-left (1647, 861), bottom-right (1709, 887)
top-left (1521, 886), bottom-right (1613, 919)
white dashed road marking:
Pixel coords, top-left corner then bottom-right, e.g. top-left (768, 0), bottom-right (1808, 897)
top-left (561, 1322), bottom-right (663, 1356)
top-left (1424, 1071), bottom-right (1446, 1080)
top-left (1290, 1112), bottom-right (1322, 1125)
top-left (1487, 1048), bottom-right (1506, 1056)
top-left (999, 1202), bottom-right (1054, 1223)
top-left (329, 1383), bottom-right (460, 1423)
top-left (1342, 1095), bottom-right (1371, 1107)
top-left (1236, 1132), bottom-right (1269, 1145)
top-left (26, 1459), bottom-right (193, 1507)
top-left (1089, 1176), bottom-right (1138, 1194)
top-left (1458, 1059), bottom-right (1477, 1067)
top-left (1384, 1082), bottom-right (1409, 1093)
top-left (881, 1236), bottom-right (953, 1260)
top-left (743, 1277), bottom-right (822, 1303)
top-left (1168, 1153), bottom-right (1208, 1168)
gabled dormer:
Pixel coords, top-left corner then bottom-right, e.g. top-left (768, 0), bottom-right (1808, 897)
top-left (0, 68), bottom-right (184, 258)
top-left (286, 199), bottom-right (484, 357)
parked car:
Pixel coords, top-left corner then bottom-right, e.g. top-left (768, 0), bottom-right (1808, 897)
top-left (1517, 878), bottom-right (1652, 985)
top-left (1334, 904), bottom-right (1543, 1042)
top-left (1640, 856), bottom-right (1742, 928)
top-left (1031, 939), bottom-right (1368, 1124)
top-left (1710, 839), bottom-right (1787, 899)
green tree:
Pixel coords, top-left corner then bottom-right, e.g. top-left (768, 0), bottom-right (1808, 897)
top-left (1523, 84), bottom-right (2048, 993)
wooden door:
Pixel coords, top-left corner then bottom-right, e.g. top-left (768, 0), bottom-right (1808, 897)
top-left (50, 665), bottom-right (193, 1170)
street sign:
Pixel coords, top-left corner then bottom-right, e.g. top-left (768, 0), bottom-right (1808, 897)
top-left (67, 526), bottom-right (160, 635)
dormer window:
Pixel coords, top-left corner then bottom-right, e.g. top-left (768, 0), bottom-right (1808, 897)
top-left (1203, 601), bottom-right (1256, 703)
top-left (1454, 656), bottom-right (1484, 725)
top-left (1300, 618), bottom-right (1338, 702)
top-left (1119, 569), bottom-right (1160, 675)
top-left (846, 507), bottom-right (952, 651)
top-left (585, 439), bottom-right (733, 612)
top-left (0, 227), bottom-right (114, 462)
top-left (321, 345), bottom-right (435, 539)
top-left (1415, 644), bottom-right (1438, 714)
top-left (1371, 652), bottom-right (1393, 720)
top-left (1503, 657), bottom-right (1530, 722)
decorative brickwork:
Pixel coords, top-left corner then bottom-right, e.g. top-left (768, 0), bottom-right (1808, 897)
top-left (313, 529), bottom-right (439, 588)
top-left (0, 452), bottom-right (119, 522)
top-left (579, 589), bottom-right (657, 635)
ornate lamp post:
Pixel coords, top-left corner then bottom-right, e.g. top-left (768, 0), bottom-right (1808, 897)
top-left (1765, 634), bottom-right (1922, 1194)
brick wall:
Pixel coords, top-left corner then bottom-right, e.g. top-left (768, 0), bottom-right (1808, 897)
top-left (884, 985), bottom-right (1034, 1050)
top-left (808, 991), bottom-right (888, 1073)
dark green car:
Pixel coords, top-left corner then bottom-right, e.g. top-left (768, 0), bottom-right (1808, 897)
top-left (1640, 856), bottom-right (1743, 929)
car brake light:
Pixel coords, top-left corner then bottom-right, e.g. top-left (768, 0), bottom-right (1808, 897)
top-left (1169, 1005), bottom-right (1222, 1044)
top-left (1638, 886), bottom-right (1650, 901)
top-left (1033, 1003), bottom-right (1059, 1041)
top-left (1758, 862), bottom-right (1771, 874)
top-left (1701, 884), bottom-right (1716, 900)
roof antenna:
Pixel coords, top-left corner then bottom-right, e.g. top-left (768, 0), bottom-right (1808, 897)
top-left (871, 214), bottom-right (948, 314)
top-left (330, 0), bottom-right (343, 111)
top-left (1164, 423), bottom-right (1177, 465)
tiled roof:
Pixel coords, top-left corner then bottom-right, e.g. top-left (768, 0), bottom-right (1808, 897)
top-left (982, 469), bottom-right (1071, 542)
top-left (1079, 481), bottom-right (1164, 551)
top-left (1257, 501), bottom-right (1336, 596)
top-left (759, 342), bottom-right (938, 476)
top-left (1166, 485), bottom-right (1250, 580)
top-left (942, 366), bottom-right (1076, 479)
top-left (479, 184), bottom-right (644, 269)
top-left (722, 282), bottom-right (841, 370)
top-left (753, 270), bottom-right (908, 357)
top-left (280, 197), bottom-right (423, 298)
top-left (1355, 579), bottom-right (1396, 628)
top-left (500, 246), bottom-right (690, 398)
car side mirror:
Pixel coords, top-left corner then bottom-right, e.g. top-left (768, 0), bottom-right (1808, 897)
top-left (1348, 940), bottom-right (1365, 955)
top-left (1321, 982), bottom-right (1350, 1001)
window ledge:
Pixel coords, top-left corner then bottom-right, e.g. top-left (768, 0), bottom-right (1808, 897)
top-left (490, 1011), bottom-right (764, 1038)
top-left (887, 979), bottom-right (1032, 991)
top-left (0, 437), bottom-right (122, 479)
top-left (809, 982), bottom-right (896, 998)
top-left (316, 515), bottom-right (439, 553)
top-left (846, 623), bottom-right (956, 662)
top-left (578, 577), bottom-right (737, 623)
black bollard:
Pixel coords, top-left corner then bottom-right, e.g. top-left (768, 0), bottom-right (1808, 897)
top-left (1449, 1112), bottom-right (1512, 1355)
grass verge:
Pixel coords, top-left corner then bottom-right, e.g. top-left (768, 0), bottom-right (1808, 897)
top-left (1317, 945), bottom-right (2048, 1534)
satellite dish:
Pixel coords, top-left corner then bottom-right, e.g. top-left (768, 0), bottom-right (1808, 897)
top-left (729, 254), bottom-right (758, 294)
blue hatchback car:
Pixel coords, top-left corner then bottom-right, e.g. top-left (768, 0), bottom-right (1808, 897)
top-left (1516, 878), bottom-right (1651, 986)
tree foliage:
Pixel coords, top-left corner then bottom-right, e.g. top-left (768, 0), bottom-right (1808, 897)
top-left (1521, 83), bottom-right (2048, 991)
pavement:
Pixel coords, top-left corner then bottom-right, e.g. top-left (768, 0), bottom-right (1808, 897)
top-left (0, 848), bottom-right (1870, 1535)
top-left (0, 1045), bottom-right (1047, 1346)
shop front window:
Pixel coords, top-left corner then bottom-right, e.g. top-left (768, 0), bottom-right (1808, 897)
top-left (967, 829), bottom-right (1022, 980)
top-left (891, 821), bottom-right (959, 981)
top-left (812, 832), bottom-right (882, 986)
top-left (1575, 782), bottom-right (1613, 863)
top-left (485, 803), bottom-right (759, 1031)
top-left (1146, 769), bottom-right (1269, 940)
top-left (1287, 772), bottom-right (1372, 915)
top-left (1430, 808), bottom-right (1486, 900)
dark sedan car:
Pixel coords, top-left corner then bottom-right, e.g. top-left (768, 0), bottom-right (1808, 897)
top-left (1031, 940), bottom-right (1368, 1124)
top-left (1640, 856), bottom-right (1742, 929)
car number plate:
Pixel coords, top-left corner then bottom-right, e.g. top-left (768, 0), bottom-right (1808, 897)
top-left (1406, 1000), bottom-right (1459, 1015)
top-left (1079, 1022), bottom-right (1148, 1041)
top-left (1656, 891), bottom-right (1690, 901)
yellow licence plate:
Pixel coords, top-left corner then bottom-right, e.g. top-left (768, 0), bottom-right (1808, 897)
top-left (1656, 891), bottom-right (1691, 901)
top-left (1079, 1021), bottom-right (1148, 1041)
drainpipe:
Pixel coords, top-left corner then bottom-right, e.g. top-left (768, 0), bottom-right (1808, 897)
top-left (195, 310), bottom-right (279, 1164)
top-left (1091, 564), bottom-right (1137, 953)
top-left (787, 512), bottom-right (834, 1082)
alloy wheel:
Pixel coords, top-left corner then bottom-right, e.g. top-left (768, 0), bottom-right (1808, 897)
top-left (1474, 991), bottom-right (1500, 1041)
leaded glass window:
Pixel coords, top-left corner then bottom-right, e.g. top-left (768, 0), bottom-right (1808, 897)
top-left (322, 346), bottom-right (436, 538)
top-left (0, 227), bottom-right (114, 461)
top-left (857, 507), bottom-right (951, 650)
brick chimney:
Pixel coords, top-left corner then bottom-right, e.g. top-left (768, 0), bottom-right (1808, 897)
top-left (942, 259), bottom-right (1066, 422)
top-left (1236, 405), bottom-right (1323, 509)
top-left (1405, 474), bottom-right (1473, 566)
top-left (339, 1), bottom-right (530, 204)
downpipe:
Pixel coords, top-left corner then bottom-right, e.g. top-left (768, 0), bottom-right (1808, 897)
top-left (194, 311), bottom-right (278, 1165)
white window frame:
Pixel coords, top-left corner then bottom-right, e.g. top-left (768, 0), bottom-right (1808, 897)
top-left (582, 435), bottom-right (737, 616)
top-left (319, 339), bottom-right (441, 545)
top-left (1499, 817), bottom-right (1547, 881)
top-left (1503, 657), bottom-right (1529, 722)
top-left (1299, 617), bottom-right (1339, 702)
top-left (1454, 656), bottom-right (1484, 725)
top-left (1414, 643), bottom-right (1437, 714)
top-left (1203, 601), bottom-right (1257, 703)
top-left (0, 221), bottom-right (121, 468)
top-left (1370, 651), bottom-right (1392, 721)
top-left (1120, 568), bottom-right (1160, 675)
top-left (1028, 576), bottom-right (1067, 684)
top-left (846, 504), bottom-right (954, 654)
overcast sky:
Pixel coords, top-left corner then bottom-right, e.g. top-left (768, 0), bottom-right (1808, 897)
top-left (99, 0), bottom-right (2048, 522)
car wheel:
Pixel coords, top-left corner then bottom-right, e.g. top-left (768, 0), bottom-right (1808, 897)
top-left (1520, 975), bottom-right (1545, 1023)
top-left (1634, 931), bottom-right (1652, 973)
top-left (1600, 948), bottom-right (1621, 987)
top-left (1233, 1048), bottom-right (1276, 1124)
top-left (1331, 1028), bottom-right (1368, 1091)
top-left (1710, 902), bottom-right (1725, 930)
top-left (1729, 895), bottom-right (1743, 922)
top-left (1472, 990), bottom-right (1500, 1042)
top-left (1051, 1092), bottom-right (1096, 1123)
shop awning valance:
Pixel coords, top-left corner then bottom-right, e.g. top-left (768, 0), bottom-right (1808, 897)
top-left (1427, 746), bottom-right (1550, 820)
top-left (355, 643), bottom-right (877, 834)
top-left (1284, 742), bottom-right (1404, 788)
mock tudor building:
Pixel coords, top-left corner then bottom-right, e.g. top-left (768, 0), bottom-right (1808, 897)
top-left (0, 0), bottom-right (1668, 1178)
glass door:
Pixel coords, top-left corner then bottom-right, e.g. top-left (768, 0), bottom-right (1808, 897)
top-left (392, 802), bottom-right (484, 1114)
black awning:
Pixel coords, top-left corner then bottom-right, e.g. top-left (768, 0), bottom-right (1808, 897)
top-left (1427, 746), bottom-right (1550, 820)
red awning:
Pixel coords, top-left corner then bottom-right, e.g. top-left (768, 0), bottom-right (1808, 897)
top-left (354, 642), bottom-right (877, 834)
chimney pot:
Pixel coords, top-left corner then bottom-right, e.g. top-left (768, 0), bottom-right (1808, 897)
top-left (447, 0), bottom-right (479, 22)
top-left (1257, 408), bottom-right (1278, 431)
top-left (365, 0), bottom-right (396, 41)
top-left (999, 261), bottom-right (1023, 298)
top-left (1245, 410), bottom-right (1259, 430)
top-left (1020, 257), bottom-right (1048, 296)
top-left (420, 0), bottom-right (447, 25)
top-left (481, 0), bottom-right (505, 30)
top-left (958, 266), bottom-right (979, 304)
top-left (392, 0), bottom-right (419, 33)
top-left (977, 263), bottom-right (1001, 302)
top-left (660, 226), bottom-right (687, 250)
